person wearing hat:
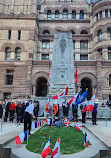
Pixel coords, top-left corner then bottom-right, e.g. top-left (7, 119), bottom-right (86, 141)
top-left (24, 101), bottom-right (35, 135)
top-left (34, 101), bottom-right (39, 117)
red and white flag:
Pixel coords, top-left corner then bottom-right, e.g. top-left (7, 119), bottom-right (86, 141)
top-left (52, 86), bottom-right (68, 99)
top-left (51, 138), bottom-right (60, 158)
top-left (41, 137), bottom-right (51, 158)
top-left (69, 93), bottom-right (79, 106)
top-left (82, 90), bottom-right (96, 113)
top-left (75, 121), bottom-right (82, 131)
top-left (45, 97), bottom-right (50, 112)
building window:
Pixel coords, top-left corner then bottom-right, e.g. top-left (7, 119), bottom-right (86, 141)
top-left (72, 10), bottom-right (76, 20)
top-left (80, 55), bottom-right (88, 60)
top-left (43, 30), bottom-right (50, 34)
top-left (105, 10), bottom-right (108, 18)
top-left (47, 10), bottom-right (51, 20)
top-left (8, 30), bottom-right (11, 40)
top-left (108, 53), bottom-right (111, 60)
top-left (97, 30), bottom-right (102, 42)
top-left (6, 70), bottom-right (14, 85)
top-left (80, 41), bottom-right (88, 50)
top-left (42, 40), bottom-right (50, 49)
top-left (3, 93), bottom-right (11, 100)
top-left (96, 13), bottom-right (98, 21)
top-left (81, 30), bottom-right (88, 34)
top-left (55, 10), bottom-right (59, 20)
top-left (97, 48), bottom-right (102, 60)
top-left (15, 48), bottom-right (21, 61)
top-left (107, 28), bottom-right (111, 40)
top-left (80, 10), bottom-right (84, 19)
top-left (63, 9), bottom-right (68, 20)
top-left (109, 74), bottom-right (111, 86)
top-left (100, 11), bottom-right (102, 20)
top-left (18, 30), bottom-right (21, 40)
top-left (42, 54), bottom-right (49, 60)
top-left (70, 30), bottom-right (75, 34)
top-left (5, 47), bottom-right (11, 61)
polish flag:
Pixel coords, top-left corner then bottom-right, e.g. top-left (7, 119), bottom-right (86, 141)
top-left (41, 137), bottom-right (51, 158)
top-left (84, 132), bottom-right (89, 147)
top-left (15, 130), bottom-right (28, 145)
top-left (52, 86), bottom-right (68, 99)
top-left (51, 138), bottom-right (60, 158)
top-left (69, 93), bottom-right (79, 106)
top-left (82, 90), bottom-right (96, 113)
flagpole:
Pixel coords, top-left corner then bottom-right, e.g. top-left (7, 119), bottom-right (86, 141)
top-left (75, 62), bottom-right (78, 94)
top-left (48, 59), bottom-right (51, 117)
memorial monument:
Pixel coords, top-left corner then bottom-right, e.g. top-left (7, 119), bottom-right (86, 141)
top-left (50, 31), bottom-right (75, 99)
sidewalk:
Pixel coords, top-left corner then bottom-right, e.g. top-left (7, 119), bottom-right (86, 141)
top-left (0, 122), bottom-right (23, 147)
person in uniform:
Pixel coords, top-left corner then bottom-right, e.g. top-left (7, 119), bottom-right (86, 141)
top-left (34, 101), bottom-right (39, 117)
top-left (92, 103), bottom-right (98, 125)
top-left (81, 102), bottom-right (87, 123)
top-left (24, 100), bottom-right (35, 135)
top-left (62, 98), bottom-right (69, 117)
top-left (72, 104), bottom-right (78, 122)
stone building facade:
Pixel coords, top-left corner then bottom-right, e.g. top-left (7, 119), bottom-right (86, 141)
top-left (0, 0), bottom-right (111, 101)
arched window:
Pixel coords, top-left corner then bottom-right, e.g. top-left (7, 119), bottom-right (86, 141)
top-left (5, 47), bottom-right (11, 61)
top-left (63, 9), bottom-right (68, 20)
top-left (107, 28), bottom-right (111, 40)
top-left (15, 48), bottom-right (21, 61)
top-left (109, 74), bottom-right (111, 86)
top-left (70, 30), bottom-right (75, 34)
top-left (47, 10), bottom-right (51, 20)
top-left (43, 30), bottom-right (50, 34)
top-left (97, 30), bottom-right (102, 42)
top-left (80, 10), bottom-right (84, 19)
top-left (81, 30), bottom-right (88, 34)
top-left (72, 10), bottom-right (76, 19)
top-left (55, 10), bottom-right (59, 20)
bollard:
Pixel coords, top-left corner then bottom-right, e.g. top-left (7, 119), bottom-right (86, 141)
top-left (1, 115), bottom-right (4, 131)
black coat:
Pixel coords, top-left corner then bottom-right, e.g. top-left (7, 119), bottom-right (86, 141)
top-left (0, 104), bottom-right (3, 117)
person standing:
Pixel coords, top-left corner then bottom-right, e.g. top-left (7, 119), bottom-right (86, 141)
top-left (16, 102), bottom-right (24, 125)
top-left (72, 103), bottom-right (78, 122)
top-left (4, 99), bottom-right (11, 122)
top-left (92, 103), bottom-right (98, 125)
top-left (0, 101), bottom-right (3, 124)
top-left (81, 102), bottom-right (86, 123)
top-left (24, 100), bottom-right (35, 135)
top-left (62, 98), bottom-right (69, 117)
top-left (10, 100), bottom-right (17, 123)
top-left (34, 101), bottom-right (39, 117)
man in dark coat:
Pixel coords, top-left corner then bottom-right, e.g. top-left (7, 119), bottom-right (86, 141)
top-left (34, 101), bottom-right (39, 117)
top-left (62, 99), bottom-right (69, 117)
top-left (4, 100), bottom-right (11, 122)
top-left (92, 103), bottom-right (98, 125)
top-left (0, 101), bottom-right (3, 124)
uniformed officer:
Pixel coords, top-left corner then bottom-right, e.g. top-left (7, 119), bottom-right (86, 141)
top-left (92, 103), bottom-right (98, 125)
top-left (24, 100), bottom-right (35, 135)
top-left (62, 98), bottom-right (69, 117)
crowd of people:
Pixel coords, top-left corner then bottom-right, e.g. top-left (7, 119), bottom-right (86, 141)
top-left (0, 98), bottom-right (40, 126)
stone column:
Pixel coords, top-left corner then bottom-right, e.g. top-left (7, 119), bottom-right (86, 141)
top-left (11, 51), bottom-right (15, 60)
top-left (33, 85), bottom-right (36, 96)
top-left (21, 0), bottom-right (24, 13)
top-left (0, 0), bottom-right (5, 14)
top-left (31, 0), bottom-right (37, 15)
top-left (11, 0), bottom-right (15, 13)
top-left (102, 48), bottom-right (108, 60)
top-left (68, 13), bottom-right (72, 20)
top-left (59, 13), bottom-right (62, 20)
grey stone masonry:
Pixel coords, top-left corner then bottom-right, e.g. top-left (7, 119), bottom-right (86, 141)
top-left (50, 31), bottom-right (75, 97)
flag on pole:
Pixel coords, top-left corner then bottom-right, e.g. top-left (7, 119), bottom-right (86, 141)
top-left (75, 68), bottom-right (77, 84)
top-left (15, 130), bottom-right (28, 145)
top-left (47, 60), bottom-right (51, 83)
top-left (84, 132), bottom-right (89, 147)
top-left (55, 120), bottom-right (61, 127)
top-left (51, 138), bottom-right (60, 158)
top-left (69, 92), bottom-right (80, 106)
top-left (41, 137), bottom-right (51, 158)
top-left (31, 121), bottom-right (38, 129)
top-left (45, 97), bottom-right (50, 112)
top-left (52, 86), bottom-right (68, 99)
top-left (74, 89), bottom-right (88, 109)
top-left (54, 100), bottom-right (58, 115)
top-left (82, 90), bottom-right (96, 113)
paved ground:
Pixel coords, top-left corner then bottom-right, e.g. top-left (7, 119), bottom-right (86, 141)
top-left (2, 119), bottom-right (110, 158)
